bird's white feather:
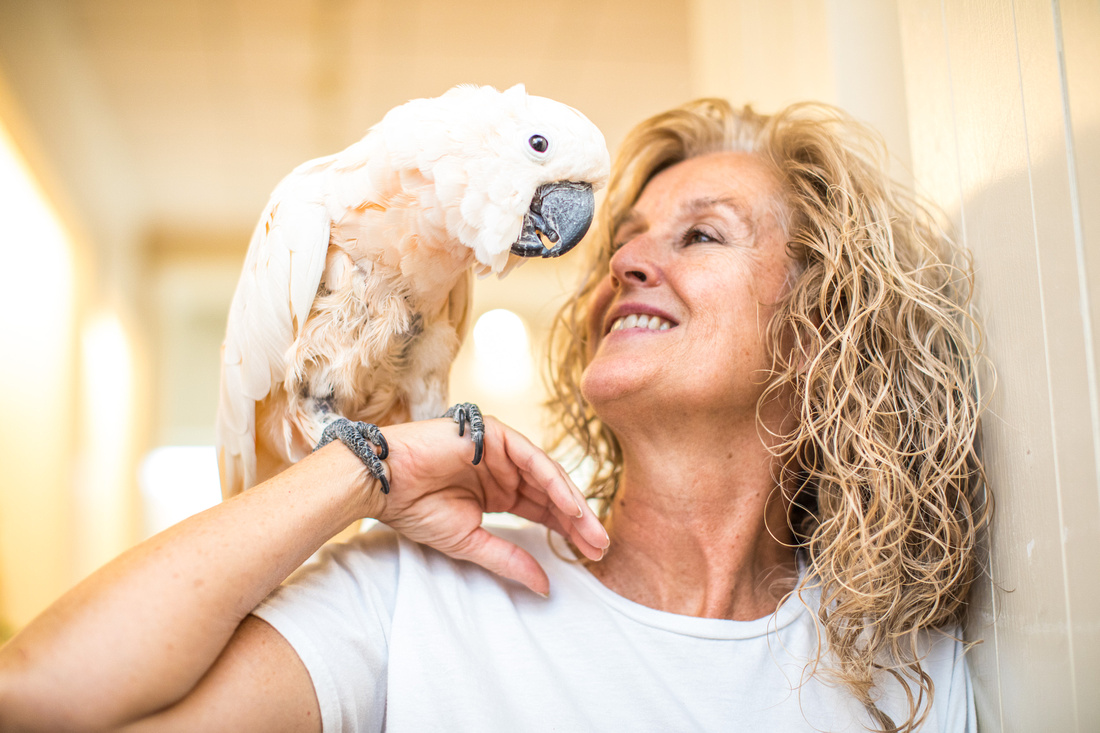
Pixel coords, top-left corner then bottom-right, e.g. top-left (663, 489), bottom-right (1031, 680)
top-left (217, 84), bottom-right (609, 497)
top-left (217, 166), bottom-right (333, 493)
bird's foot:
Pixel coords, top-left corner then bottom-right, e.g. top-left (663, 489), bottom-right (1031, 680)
top-left (316, 418), bottom-right (390, 494)
top-left (444, 402), bottom-right (485, 465)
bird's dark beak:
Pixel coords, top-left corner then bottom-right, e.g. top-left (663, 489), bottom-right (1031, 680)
top-left (511, 181), bottom-right (594, 258)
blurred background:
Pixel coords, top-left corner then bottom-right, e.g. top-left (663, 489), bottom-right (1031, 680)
top-left (0, 1), bottom-right (1096, 729)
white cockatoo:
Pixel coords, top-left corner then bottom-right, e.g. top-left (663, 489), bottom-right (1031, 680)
top-left (216, 84), bottom-right (609, 498)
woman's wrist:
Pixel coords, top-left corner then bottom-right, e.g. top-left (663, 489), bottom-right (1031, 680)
top-left (304, 440), bottom-right (390, 526)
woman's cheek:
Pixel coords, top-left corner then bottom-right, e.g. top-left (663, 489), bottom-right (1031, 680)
top-left (585, 276), bottom-right (615, 361)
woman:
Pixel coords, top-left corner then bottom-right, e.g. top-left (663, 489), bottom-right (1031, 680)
top-left (0, 99), bottom-right (988, 732)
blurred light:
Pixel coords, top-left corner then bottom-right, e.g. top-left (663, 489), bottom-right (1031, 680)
top-left (74, 312), bottom-right (135, 575)
top-left (0, 116), bottom-right (76, 625)
top-left (0, 122), bottom-right (73, 382)
top-left (81, 314), bottom-right (132, 441)
top-left (472, 308), bottom-right (533, 396)
top-left (139, 446), bottom-right (222, 536)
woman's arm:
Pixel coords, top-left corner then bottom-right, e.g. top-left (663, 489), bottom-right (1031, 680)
top-left (0, 417), bottom-right (606, 732)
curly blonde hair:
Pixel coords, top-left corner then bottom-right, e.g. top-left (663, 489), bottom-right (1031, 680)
top-left (546, 99), bottom-right (991, 732)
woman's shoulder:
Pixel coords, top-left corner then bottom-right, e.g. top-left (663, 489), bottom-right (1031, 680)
top-left (858, 624), bottom-right (974, 732)
top-left (262, 520), bottom-right (556, 602)
top-left (302, 520), bottom-right (404, 577)
top-left (305, 519), bottom-right (560, 593)
top-left (248, 523), bottom-right (404, 636)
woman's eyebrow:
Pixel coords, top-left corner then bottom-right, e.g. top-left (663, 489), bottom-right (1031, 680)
top-left (615, 195), bottom-right (751, 238)
top-left (687, 195), bottom-right (760, 240)
top-left (614, 209), bottom-right (646, 237)
top-left (686, 196), bottom-right (750, 218)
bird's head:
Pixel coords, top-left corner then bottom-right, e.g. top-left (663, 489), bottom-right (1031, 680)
top-left (382, 84), bottom-right (610, 273)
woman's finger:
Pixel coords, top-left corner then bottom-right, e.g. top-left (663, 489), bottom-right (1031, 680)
top-left (547, 459), bottom-right (610, 556)
top-left (489, 422), bottom-right (585, 520)
top-left (503, 489), bottom-right (606, 563)
top-left (481, 418), bottom-right (593, 531)
top-left (551, 457), bottom-right (592, 520)
top-left (514, 451), bottom-right (586, 521)
top-left (507, 491), bottom-right (555, 525)
top-left (507, 493), bottom-right (580, 542)
top-left (558, 513), bottom-right (607, 561)
top-left (514, 458), bottom-right (609, 553)
top-left (447, 526), bottom-right (551, 596)
top-left (549, 467), bottom-right (607, 550)
top-left (516, 484), bottom-right (606, 558)
top-left (571, 510), bottom-right (610, 556)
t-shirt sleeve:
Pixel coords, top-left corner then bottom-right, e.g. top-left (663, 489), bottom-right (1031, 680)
top-left (252, 523), bottom-right (401, 733)
top-left (872, 626), bottom-right (977, 732)
top-left (940, 634), bottom-right (977, 733)
top-left (921, 628), bottom-right (976, 733)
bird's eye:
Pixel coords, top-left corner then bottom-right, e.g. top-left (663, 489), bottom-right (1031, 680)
top-left (528, 135), bottom-right (549, 153)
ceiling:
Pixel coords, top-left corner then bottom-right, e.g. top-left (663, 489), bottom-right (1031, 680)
top-left (0, 0), bottom-right (694, 241)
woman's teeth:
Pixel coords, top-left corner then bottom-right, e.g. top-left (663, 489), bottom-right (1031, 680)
top-left (609, 314), bottom-right (673, 332)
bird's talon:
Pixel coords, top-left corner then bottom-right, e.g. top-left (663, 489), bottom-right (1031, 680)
top-left (356, 422), bottom-right (389, 460)
top-left (445, 402), bottom-right (485, 465)
top-left (316, 417), bottom-right (391, 493)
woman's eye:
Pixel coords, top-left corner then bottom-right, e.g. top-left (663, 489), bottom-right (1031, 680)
top-left (610, 232), bottom-right (636, 253)
top-left (684, 227), bottom-right (718, 245)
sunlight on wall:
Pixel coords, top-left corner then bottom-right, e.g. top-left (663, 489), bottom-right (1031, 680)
top-left (138, 446), bottom-right (221, 537)
top-left (81, 316), bottom-right (131, 441)
top-left (0, 132), bottom-right (73, 384)
top-left (73, 313), bottom-right (136, 577)
top-left (0, 118), bottom-right (76, 628)
top-left (472, 308), bottom-right (533, 396)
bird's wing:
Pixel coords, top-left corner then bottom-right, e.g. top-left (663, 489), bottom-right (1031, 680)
top-left (447, 267), bottom-right (474, 342)
top-left (217, 170), bottom-right (332, 498)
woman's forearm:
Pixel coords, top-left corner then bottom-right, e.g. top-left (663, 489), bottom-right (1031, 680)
top-left (0, 416), bottom-right (605, 732)
top-left (0, 443), bottom-right (379, 732)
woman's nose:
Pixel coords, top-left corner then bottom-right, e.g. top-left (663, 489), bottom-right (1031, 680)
top-left (609, 236), bottom-right (659, 288)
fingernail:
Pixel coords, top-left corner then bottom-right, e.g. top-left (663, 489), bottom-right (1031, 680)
top-left (537, 590), bottom-right (550, 599)
top-left (574, 497), bottom-right (585, 518)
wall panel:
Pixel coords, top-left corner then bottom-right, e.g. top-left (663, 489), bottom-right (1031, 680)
top-left (899, 0), bottom-right (1099, 729)
top-left (894, 5), bottom-right (1007, 725)
top-left (1058, 1), bottom-right (1100, 509)
top-left (942, 3), bottom-right (1075, 727)
top-left (1012, 3), bottom-right (1100, 725)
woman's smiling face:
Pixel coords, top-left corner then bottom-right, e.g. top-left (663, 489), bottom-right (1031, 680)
top-left (581, 151), bottom-right (798, 427)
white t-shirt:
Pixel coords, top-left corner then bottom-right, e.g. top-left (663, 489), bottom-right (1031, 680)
top-left (253, 523), bottom-right (975, 732)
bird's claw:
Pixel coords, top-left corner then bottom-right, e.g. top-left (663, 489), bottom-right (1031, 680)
top-left (316, 418), bottom-right (390, 493)
top-left (444, 402), bottom-right (485, 465)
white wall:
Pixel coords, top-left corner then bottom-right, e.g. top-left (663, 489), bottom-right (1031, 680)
top-left (898, 1), bottom-right (1100, 729)
top-left (688, 0), bottom-right (913, 176)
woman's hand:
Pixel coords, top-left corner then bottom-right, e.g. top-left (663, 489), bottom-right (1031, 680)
top-left (358, 416), bottom-right (609, 596)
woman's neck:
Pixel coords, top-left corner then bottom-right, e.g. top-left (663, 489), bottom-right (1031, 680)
top-left (583, 417), bottom-right (798, 621)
